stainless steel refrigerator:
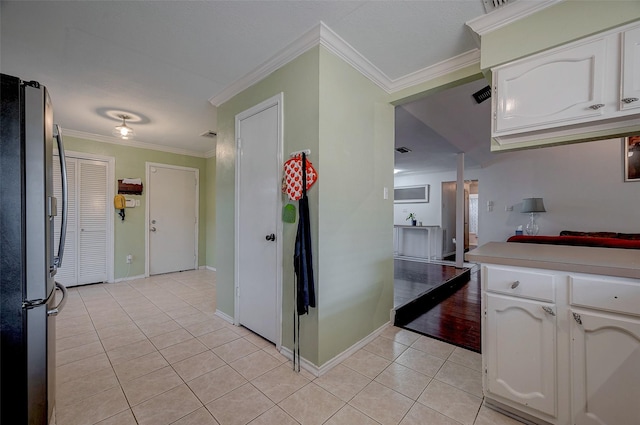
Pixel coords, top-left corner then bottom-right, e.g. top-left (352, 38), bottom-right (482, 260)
top-left (1, 73), bottom-right (68, 424)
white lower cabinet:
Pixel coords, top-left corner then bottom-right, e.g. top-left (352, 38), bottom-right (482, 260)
top-left (483, 264), bottom-right (640, 425)
top-left (570, 309), bottom-right (640, 425)
top-left (570, 273), bottom-right (640, 425)
top-left (485, 293), bottom-right (557, 417)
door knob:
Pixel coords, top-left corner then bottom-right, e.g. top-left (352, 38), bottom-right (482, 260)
top-left (150, 227), bottom-right (157, 232)
top-left (265, 233), bottom-right (276, 241)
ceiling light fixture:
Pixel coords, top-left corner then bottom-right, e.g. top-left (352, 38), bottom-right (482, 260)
top-left (112, 114), bottom-right (135, 140)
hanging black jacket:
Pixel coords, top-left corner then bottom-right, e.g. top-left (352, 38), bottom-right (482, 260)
top-left (294, 154), bottom-right (316, 315)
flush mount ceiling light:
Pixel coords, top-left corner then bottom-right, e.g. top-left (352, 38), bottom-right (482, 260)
top-left (112, 114), bottom-right (135, 140)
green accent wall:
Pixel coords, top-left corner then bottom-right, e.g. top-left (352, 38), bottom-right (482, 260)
top-left (215, 47), bottom-right (321, 362)
top-left (316, 47), bottom-right (394, 365)
top-left (215, 45), bottom-right (394, 367)
top-left (481, 1), bottom-right (640, 69)
top-left (61, 135), bottom-right (209, 280)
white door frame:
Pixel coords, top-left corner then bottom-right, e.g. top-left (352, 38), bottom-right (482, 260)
top-left (53, 149), bottom-right (115, 283)
top-left (234, 93), bottom-right (284, 349)
top-left (145, 162), bottom-right (199, 277)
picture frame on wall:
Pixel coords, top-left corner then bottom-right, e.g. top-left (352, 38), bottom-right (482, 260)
top-left (624, 135), bottom-right (640, 182)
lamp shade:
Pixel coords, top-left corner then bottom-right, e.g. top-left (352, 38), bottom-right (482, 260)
top-left (521, 198), bottom-right (546, 213)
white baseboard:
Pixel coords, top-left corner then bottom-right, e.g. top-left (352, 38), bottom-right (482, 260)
top-left (316, 321), bottom-right (390, 376)
top-left (215, 309), bottom-right (234, 324)
top-left (279, 346), bottom-right (320, 377)
top-left (114, 274), bottom-right (145, 283)
top-left (280, 321), bottom-right (391, 377)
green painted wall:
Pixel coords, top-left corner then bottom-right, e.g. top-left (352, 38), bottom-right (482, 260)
top-left (317, 47), bottom-right (394, 365)
top-left (215, 47), bottom-right (321, 362)
top-left (205, 155), bottom-right (216, 268)
top-left (481, 1), bottom-right (640, 69)
top-left (216, 45), bottom-right (394, 367)
top-left (62, 135), bottom-right (208, 280)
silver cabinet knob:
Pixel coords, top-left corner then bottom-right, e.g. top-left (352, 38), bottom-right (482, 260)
top-left (541, 306), bottom-right (555, 316)
top-left (588, 104), bottom-right (605, 110)
top-left (622, 97), bottom-right (639, 104)
top-left (511, 280), bottom-right (520, 289)
top-left (150, 227), bottom-right (156, 232)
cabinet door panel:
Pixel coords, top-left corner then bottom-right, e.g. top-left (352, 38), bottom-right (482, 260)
top-left (494, 38), bottom-right (607, 135)
top-left (621, 25), bottom-right (640, 112)
top-left (486, 293), bottom-right (557, 416)
top-left (571, 310), bottom-right (640, 425)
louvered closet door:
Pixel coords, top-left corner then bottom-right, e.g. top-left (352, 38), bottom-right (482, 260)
top-left (53, 157), bottom-right (108, 286)
top-left (78, 160), bottom-right (108, 284)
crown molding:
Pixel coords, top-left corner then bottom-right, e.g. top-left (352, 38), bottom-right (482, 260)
top-left (317, 22), bottom-right (392, 93)
top-left (62, 129), bottom-right (208, 158)
top-left (388, 49), bottom-right (481, 93)
top-left (209, 21), bottom-right (489, 106)
top-left (209, 23), bottom-right (323, 106)
top-left (466, 0), bottom-right (562, 41)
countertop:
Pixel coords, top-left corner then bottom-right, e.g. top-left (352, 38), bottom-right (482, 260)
top-left (466, 242), bottom-right (640, 279)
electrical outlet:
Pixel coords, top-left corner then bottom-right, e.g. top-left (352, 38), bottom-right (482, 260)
top-left (126, 254), bottom-right (132, 264)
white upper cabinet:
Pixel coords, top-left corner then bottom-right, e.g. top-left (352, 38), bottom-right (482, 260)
top-left (491, 21), bottom-right (640, 149)
top-left (621, 25), bottom-right (640, 112)
top-left (493, 37), bottom-right (609, 135)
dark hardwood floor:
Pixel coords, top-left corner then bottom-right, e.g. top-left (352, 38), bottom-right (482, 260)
top-left (393, 259), bottom-right (467, 308)
top-left (394, 260), bottom-right (481, 353)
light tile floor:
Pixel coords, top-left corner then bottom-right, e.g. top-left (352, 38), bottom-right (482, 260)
top-left (54, 269), bottom-right (523, 425)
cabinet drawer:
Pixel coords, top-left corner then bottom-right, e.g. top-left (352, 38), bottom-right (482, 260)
top-left (486, 265), bottom-right (556, 301)
top-left (570, 275), bottom-right (640, 317)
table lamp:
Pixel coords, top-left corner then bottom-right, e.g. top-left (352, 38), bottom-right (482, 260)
top-left (521, 198), bottom-right (546, 236)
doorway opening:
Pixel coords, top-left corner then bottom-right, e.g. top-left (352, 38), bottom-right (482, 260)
top-left (392, 76), bottom-right (489, 352)
top-left (441, 179), bottom-right (479, 261)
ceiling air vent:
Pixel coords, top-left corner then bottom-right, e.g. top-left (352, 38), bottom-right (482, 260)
top-left (472, 86), bottom-right (492, 104)
top-left (200, 130), bottom-right (217, 138)
top-left (396, 147), bottom-right (412, 153)
top-left (483, 0), bottom-right (514, 12)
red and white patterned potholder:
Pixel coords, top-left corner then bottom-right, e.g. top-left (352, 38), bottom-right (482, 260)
top-left (282, 155), bottom-right (318, 201)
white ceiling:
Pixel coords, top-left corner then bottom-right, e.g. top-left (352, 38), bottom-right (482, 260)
top-left (395, 78), bottom-right (494, 175)
top-left (1, 0), bottom-right (492, 167)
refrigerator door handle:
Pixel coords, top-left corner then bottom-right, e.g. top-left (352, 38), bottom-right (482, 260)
top-left (53, 124), bottom-right (68, 271)
top-left (47, 282), bottom-right (68, 316)
top-left (22, 285), bottom-right (56, 309)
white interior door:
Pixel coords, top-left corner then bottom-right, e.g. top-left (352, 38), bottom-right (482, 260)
top-left (236, 94), bottom-right (282, 344)
top-left (147, 164), bottom-right (198, 276)
top-left (53, 155), bottom-right (111, 286)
